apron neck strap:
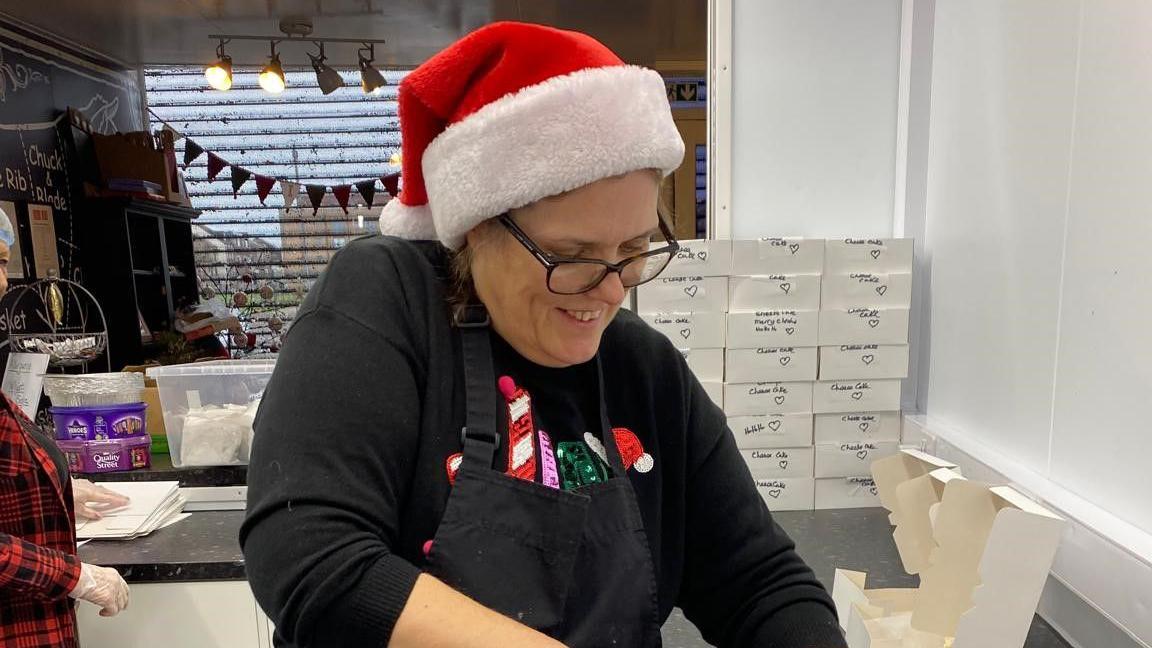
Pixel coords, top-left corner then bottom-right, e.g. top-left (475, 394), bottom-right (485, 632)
top-left (457, 304), bottom-right (501, 471)
top-left (594, 356), bottom-right (627, 474)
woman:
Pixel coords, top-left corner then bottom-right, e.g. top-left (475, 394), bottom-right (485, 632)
top-left (242, 22), bottom-right (847, 648)
top-left (0, 206), bottom-right (131, 647)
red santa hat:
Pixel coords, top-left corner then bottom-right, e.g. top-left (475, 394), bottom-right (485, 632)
top-left (379, 21), bottom-right (685, 249)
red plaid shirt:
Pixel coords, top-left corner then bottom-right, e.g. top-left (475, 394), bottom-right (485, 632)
top-left (0, 395), bottom-right (81, 648)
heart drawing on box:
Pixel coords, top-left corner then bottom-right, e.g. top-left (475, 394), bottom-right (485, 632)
top-left (870, 249), bottom-right (881, 260)
top-left (698, 251), bottom-right (708, 262)
top-left (768, 420), bottom-right (782, 432)
top-left (768, 489), bottom-right (782, 499)
top-left (856, 450), bottom-right (870, 460)
top-left (779, 282), bottom-right (792, 294)
top-left (868, 319), bottom-right (880, 328)
top-left (785, 327), bottom-right (795, 335)
top-left (679, 329), bottom-right (692, 339)
top-left (851, 391), bottom-right (863, 400)
top-left (861, 354), bottom-right (875, 365)
top-left (859, 422), bottom-right (870, 432)
top-left (684, 285), bottom-right (699, 298)
top-left (778, 460), bottom-right (789, 470)
top-left (774, 395), bottom-right (786, 405)
top-left (789, 243), bottom-right (800, 255)
top-left (779, 356), bottom-right (791, 366)
top-left (876, 285), bottom-right (888, 296)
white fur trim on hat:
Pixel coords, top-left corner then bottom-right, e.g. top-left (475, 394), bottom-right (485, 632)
top-left (378, 199), bottom-right (438, 240)
top-left (423, 65), bottom-right (685, 249)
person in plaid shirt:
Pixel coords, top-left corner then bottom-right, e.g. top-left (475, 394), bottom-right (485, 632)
top-left (0, 206), bottom-right (131, 646)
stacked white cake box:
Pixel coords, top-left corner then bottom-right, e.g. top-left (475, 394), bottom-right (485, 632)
top-left (813, 239), bottom-right (914, 509)
top-left (636, 240), bottom-right (731, 410)
top-left (722, 239), bottom-right (826, 511)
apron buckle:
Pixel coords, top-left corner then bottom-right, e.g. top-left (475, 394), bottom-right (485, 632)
top-left (461, 426), bottom-right (499, 447)
top-left (454, 304), bottom-right (491, 328)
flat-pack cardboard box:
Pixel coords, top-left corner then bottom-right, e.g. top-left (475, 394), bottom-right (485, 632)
top-left (729, 413), bottom-right (814, 448)
top-left (815, 476), bottom-right (882, 509)
top-left (824, 238), bottom-right (914, 275)
top-left (818, 307), bottom-right (910, 346)
top-left (821, 272), bottom-right (912, 309)
top-left (818, 345), bottom-right (909, 380)
top-left (640, 312), bottom-right (727, 348)
top-left (662, 239), bottom-right (733, 277)
top-left (727, 310), bottom-right (819, 348)
top-left (754, 477), bottom-right (815, 511)
top-left (725, 347), bottom-right (818, 383)
top-left (636, 276), bottom-right (729, 313)
top-left (724, 381), bottom-right (814, 416)
top-left (833, 452), bottom-right (1064, 648)
top-left (700, 381), bottom-right (723, 409)
top-left (815, 441), bottom-right (900, 478)
top-left (679, 347), bottom-right (725, 382)
top-left (814, 412), bottom-right (902, 444)
top-left (728, 274), bottom-right (822, 311)
top-left (732, 238), bottom-right (825, 275)
top-left (812, 379), bottom-right (902, 414)
top-left (740, 447), bottom-right (814, 480)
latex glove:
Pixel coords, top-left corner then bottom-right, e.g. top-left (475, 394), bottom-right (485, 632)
top-left (69, 563), bottom-right (130, 617)
top-left (72, 479), bottom-right (130, 520)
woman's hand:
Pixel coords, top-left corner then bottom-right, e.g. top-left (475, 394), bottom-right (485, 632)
top-left (72, 479), bottom-right (130, 520)
top-left (69, 563), bottom-right (130, 616)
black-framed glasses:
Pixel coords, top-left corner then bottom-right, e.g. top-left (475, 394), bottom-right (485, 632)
top-left (499, 214), bottom-right (681, 295)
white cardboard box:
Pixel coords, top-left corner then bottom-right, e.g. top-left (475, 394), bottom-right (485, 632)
top-left (812, 379), bottom-right (902, 414)
top-left (636, 276), bottom-right (729, 313)
top-left (818, 345), bottom-right (909, 380)
top-left (814, 412), bottom-right (902, 444)
top-left (679, 347), bottom-right (725, 382)
top-left (726, 347), bottom-right (818, 383)
top-left (824, 238), bottom-right (914, 275)
top-left (732, 239), bottom-right (825, 275)
top-left (728, 274), bottom-right (822, 311)
top-left (662, 239), bottom-right (733, 278)
top-left (726, 310), bottom-right (819, 348)
top-left (815, 441), bottom-right (900, 478)
top-left (815, 476), bottom-right (882, 509)
top-left (820, 272), bottom-right (912, 309)
top-left (700, 381), bottom-right (724, 409)
top-left (640, 312), bottom-right (727, 348)
top-left (818, 307), bottom-right (910, 345)
top-left (754, 477), bottom-right (815, 511)
top-left (741, 447), bottom-right (815, 479)
top-left (729, 414), bottom-right (814, 448)
top-left (724, 381), bottom-right (814, 416)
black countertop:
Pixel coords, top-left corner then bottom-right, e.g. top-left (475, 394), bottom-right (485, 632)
top-left (82, 454), bottom-right (246, 488)
top-left (79, 507), bottom-right (1071, 647)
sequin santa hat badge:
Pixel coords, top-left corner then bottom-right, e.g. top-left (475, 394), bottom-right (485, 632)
top-left (584, 428), bottom-right (654, 474)
top-left (378, 21), bottom-right (684, 248)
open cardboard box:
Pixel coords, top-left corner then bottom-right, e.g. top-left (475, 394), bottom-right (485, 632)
top-left (832, 449), bottom-right (1065, 648)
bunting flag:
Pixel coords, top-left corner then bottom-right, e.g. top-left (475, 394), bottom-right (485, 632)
top-left (382, 173), bottom-right (400, 198)
top-left (306, 184), bottom-right (327, 215)
top-left (231, 166), bottom-right (252, 197)
top-left (206, 152), bottom-right (227, 180)
top-left (162, 124), bottom-right (183, 142)
top-left (255, 175), bottom-right (276, 205)
top-left (183, 139), bottom-right (204, 167)
top-left (355, 180), bottom-right (377, 208)
top-left (332, 185), bottom-right (352, 214)
top-left (281, 181), bottom-right (301, 208)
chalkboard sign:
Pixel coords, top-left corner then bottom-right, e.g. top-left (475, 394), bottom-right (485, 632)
top-left (0, 18), bottom-right (142, 275)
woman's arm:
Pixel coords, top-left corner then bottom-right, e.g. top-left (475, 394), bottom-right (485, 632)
top-left (0, 531), bottom-right (81, 600)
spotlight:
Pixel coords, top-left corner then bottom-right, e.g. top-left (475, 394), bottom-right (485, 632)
top-left (309, 42), bottom-right (343, 95)
top-left (259, 42), bottom-right (286, 94)
top-left (205, 40), bottom-right (232, 91)
top-left (359, 44), bottom-right (386, 94)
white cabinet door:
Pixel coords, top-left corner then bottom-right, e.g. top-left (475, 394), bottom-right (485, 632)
top-left (77, 581), bottom-right (265, 647)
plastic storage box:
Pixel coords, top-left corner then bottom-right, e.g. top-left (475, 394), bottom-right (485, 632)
top-left (146, 359), bottom-right (276, 467)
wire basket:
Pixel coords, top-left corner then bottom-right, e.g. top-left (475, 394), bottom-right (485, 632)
top-left (3, 274), bottom-right (111, 370)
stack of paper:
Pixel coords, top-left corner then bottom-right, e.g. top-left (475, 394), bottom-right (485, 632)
top-left (76, 481), bottom-right (189, 540)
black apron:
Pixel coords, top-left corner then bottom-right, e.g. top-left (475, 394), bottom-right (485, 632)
top-left (424, 306), bottom-right (662, 647)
